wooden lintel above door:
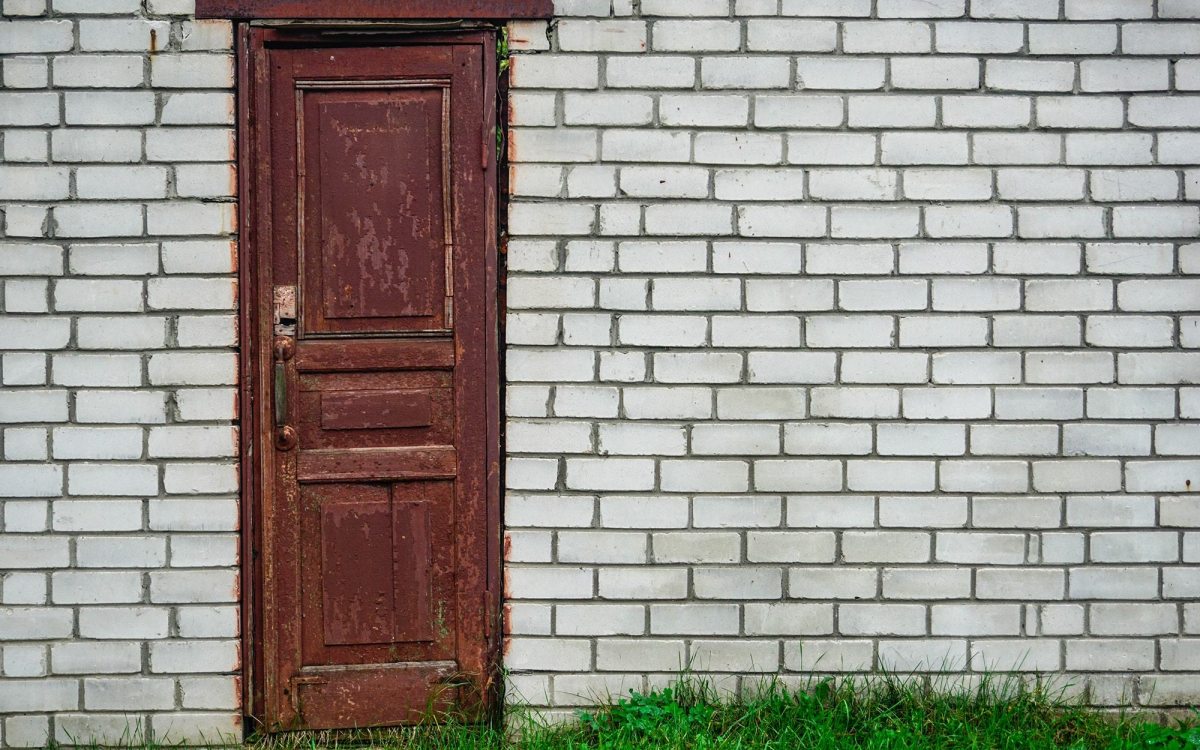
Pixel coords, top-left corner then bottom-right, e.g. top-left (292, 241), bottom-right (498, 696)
top-left (195, 0), bottom-right (554, 19)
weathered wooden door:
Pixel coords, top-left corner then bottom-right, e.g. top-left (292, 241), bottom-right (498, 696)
top-left (243, 29), bottom-right (499, 731)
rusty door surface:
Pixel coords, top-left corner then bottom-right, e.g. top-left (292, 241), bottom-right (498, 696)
top-left (242, 28), bottom-right (499, 731)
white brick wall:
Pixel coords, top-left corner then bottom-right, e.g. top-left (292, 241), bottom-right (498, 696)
top-left (504, 0), bottom-right (1200, 720)
top-left (0, 0), bottom-right (238, 746)
top-left (3, 0), bottom-right (1198, 743)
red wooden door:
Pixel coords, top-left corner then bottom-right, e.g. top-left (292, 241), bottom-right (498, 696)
top-left (243, 29), bottom-right (499, 731)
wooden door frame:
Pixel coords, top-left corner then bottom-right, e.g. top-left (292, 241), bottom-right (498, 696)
top-left (235, 25), bottom-right (505, 732)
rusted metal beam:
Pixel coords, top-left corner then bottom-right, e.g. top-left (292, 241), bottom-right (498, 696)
top-left (196, 0), bottom-right (554, 19)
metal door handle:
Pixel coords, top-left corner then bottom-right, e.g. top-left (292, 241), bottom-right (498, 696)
top-left (273, 337), bottom-right (297, 451)
top-left (274, 361), bottom-right (289, 428)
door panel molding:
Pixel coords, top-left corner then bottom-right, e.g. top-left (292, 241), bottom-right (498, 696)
top-left (237, 27), bottom-right (500, 733)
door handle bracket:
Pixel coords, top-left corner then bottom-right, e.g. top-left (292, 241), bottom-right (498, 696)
top-left (273, 335), bottom-right (297, 451)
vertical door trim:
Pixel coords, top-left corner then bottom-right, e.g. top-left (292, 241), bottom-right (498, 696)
top-left (236, 26), bottom-right (502, 732)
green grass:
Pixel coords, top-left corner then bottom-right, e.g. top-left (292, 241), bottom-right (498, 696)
top-left (241, 676), bottom-right (1199, 750)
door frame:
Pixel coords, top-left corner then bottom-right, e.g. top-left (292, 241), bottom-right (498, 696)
top-left (235, 25), bottom-right (504, 731)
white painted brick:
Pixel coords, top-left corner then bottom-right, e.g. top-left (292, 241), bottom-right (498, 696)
top-left (754, 458), bottom-right (842, 491)
top-left (694, 566), bottom-right (783, 599)
top-left (695, 132), bottom-right (782, 165)
top-left (53, 426), bottom-right (142, 459)
top-left (595, 639), bottom-right (684, 671)
top-left (0, 19), bottom-right (72, 53)
top-left (1065, 132), bottom-right (1153, 165)
top-left (1118, 280), bottom-right (1200, 312)
top-left (840, 604), bottom-right (926, 636)
top-left (986, 60), bottom-right (1074, 92)
top-left (788, 132), bottom-right (877, 165)
top-left (1036, 96), bottom-right (1124, 129)
top-left (954, 96), bottom-right (1037, 131)
top-left (0, 92), bottom-right (59, 126)
top-left (596, 497), bottom-right (685, 533)
top-left (692, 424), bottom-right (780, 456)
top-left (747, 20), bottom-right (837, 51)
top-left (52, 128), bottom-right (142, 162)
top-left (880, 496), bottom-right (967, 527)
top-left (0, 679), bottom-right (77, 712)
top-left (1069, 568), bottom-right (1158, 600)
top-left (1033, 460), bottom-right (1123, 492)
top-left (974, 133), bottom-right (1062, 165)
top-left (716, 387), bottom-right (806, 420)
top-left (847, 459), bottom-right (935, 492)
top-left (738, 205), bottom-right (827, 237)
top-left (784, 422), bottom-right (872, 455)
top-left (64, 91), bottom-right (155, 125)
top-left (940, 460), bottom-right (1028, 492)
top-left (985, 497), bottom-right (1063, 535)
top-left (936, 532), bottom-right (1025, 564)
top-left (878, 424), bottom-right (964, 456)
top-left (53, 54), bottom-right (143, 87)
top-left (842, 352), bottom-right (928, 384)
top-left (754, 95), bottom-right (842, 128)
top-left (1087, 387), bottom-right (1175, 419)
top-left (1086, 243), bottom-right (1174, 275)
top-left (809, 387), bottom-right (899, 419)
top-left (1029, 22), bottom-right (1117, 54)
top-left (796, 57), bottom-right (885, 90)
top-left (701, 56), bottom-right (790, 89)
top-left (661, 459), bottom-right (749, 492)
top-left (883, 568), bottom-right (971, 599)
top-left (558, 19), bottom-right (645, 52)
top-left (747, 351), bottom-right (836, 382)
top-left (76, 390), bottom-right (166, 424)
top-left (51, 353), bottom-right (142, 386)
top-left (977, 568), bottom-right (1063, 600)
top-left (653, 20), bottom-right (740, 51)
top-left (566, 458), bottom-right (654, 491)
top-left (605, 56), bottom-right (694, 88)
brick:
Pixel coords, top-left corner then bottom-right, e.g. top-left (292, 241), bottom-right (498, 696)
top-left (935, 21), bottom-right (1024, 52)
top-left (1123, 23), bottom-right (1200, 54)
top-left (784, 423), bottom-right (872, 455)
top-left (653, 20), bottom-right (739, 51)
top-left (606, 55), bottom-right (694, 88)
top-left (53, 54), bottom-right (143, 87)
top-left (598, 567), bottom-right (686, 600)
top-left (1081, 59), bottom-right (1168, 92)
top-left (1065, 133), bottom-right (1153, 165)
top-left (64, 91), bottom-right (155, 125)
top-left (844, 21), bottom-right (931, 52)
top-left (52, 128), bottom-right (142, 162)
top-left (1029, 23), bottom-right (1117, 53)
top-left (0, 19), bottom-right (73, 53)
top-left (1036, 96), bottom-right (1124, 128)
top-left (796, 57), bottom-right (886, 89)
top-left (701, 56), bottom-right (790, 89)
top-left (840, 604), bottom-right (926, 636)
top-left (150, 53), bottom-right (233, 87)
top-left (695, 132), bottom-right (783, 165)
top-left (0, 679), bottom-right (77, 712)
top-left (557, 20), bottom-right (645, 52)
top-left (933, 604), bottom-right (1020, 635)
top-left (986, 60), bottom-right (1074, 92)
top-left (0, 92), bottom-right (59, 126)
top-left (600, 496), bottom-right (687, 529)
top-left (0, 166), bottom-right (69, 200)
